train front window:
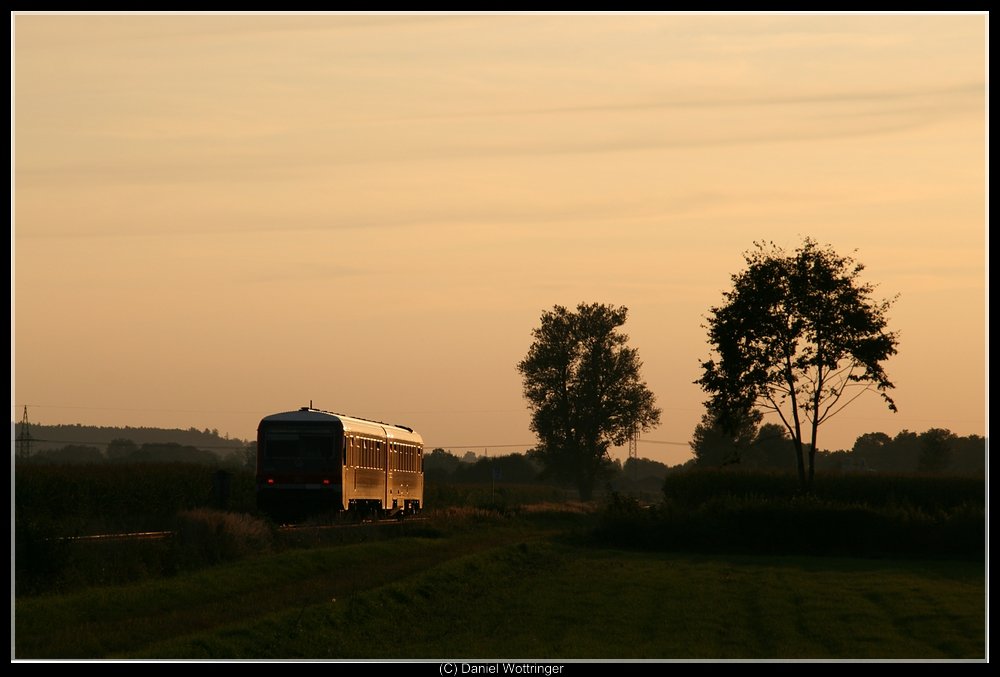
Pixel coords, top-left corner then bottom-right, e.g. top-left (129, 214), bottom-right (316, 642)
top-left (264, 429), bottom-right (337, 460)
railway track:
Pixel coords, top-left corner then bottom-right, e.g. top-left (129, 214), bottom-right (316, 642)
top-left (51, 516), bottom-right (429, 543)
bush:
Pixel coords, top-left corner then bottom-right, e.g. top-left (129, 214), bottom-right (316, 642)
top-left (662, 470), bottom-right (985, 513)
top-left (171, 509), bottom-right (274, 569)
top-left (587, 472), bottom-right (986, 558)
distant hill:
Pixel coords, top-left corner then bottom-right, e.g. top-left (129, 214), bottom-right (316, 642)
top-left (12, 423), bottom-right (250, 458)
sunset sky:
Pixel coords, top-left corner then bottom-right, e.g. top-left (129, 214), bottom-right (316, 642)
top-left (12, 12), bottom-right (987, 465)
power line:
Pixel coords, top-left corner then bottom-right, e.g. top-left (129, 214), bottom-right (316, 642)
top-left (21, 438), bottom-right (248, 450)
top-left (12, 403), bottom-right (264, 416)
top-left (426, 439), bottom-right (692, 450)
top-left (425, 443), bottom-right (535, 450)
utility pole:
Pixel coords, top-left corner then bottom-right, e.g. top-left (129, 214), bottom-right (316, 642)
top-left (16, 405), bottom-right (34, 461)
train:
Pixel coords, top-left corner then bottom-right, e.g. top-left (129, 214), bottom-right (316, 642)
top-left (256, 406), bottom-right (424, 520)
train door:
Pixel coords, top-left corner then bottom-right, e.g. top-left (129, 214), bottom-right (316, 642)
top-left (383, 436), bottom-right (391, 511)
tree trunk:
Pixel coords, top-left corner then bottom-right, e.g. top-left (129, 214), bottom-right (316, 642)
top-left (793, 438), bottom-right (807, 491)
top-left (576, 452), bottom-right (597, 502)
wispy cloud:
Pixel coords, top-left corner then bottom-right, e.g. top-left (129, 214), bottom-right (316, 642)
top-left (384, 82), bottom-right (985, 121)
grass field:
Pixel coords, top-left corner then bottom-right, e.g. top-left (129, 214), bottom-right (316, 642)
top-left (14, 510), bottom-right (985, 661)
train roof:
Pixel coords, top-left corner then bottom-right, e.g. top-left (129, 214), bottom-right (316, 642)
top-left (259, 408), bottom-right (422, 444)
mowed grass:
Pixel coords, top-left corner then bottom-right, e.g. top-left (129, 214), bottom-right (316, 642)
top-left (18, 524), bottom-right (984, 660)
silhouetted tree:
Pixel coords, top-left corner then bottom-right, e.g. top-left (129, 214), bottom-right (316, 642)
top-left (106, 438), bottom-right (138, 461)
top-left (33, 444), bottom-right (104, 464)
top-left (241, 441), bottom-right (257, 470)
top-left (890, 430), bottom-right (922, 473)
top-left (452, 453), bottom-right (542, 484)
top-left (492, 453), bottom-right (543, 483)
top-left (918, 428), bottom-right (957, 473)
top-left (424, 448), bottom-right (463, 482)
top-left (843, 428), bottom-right (982, 475)
top-left (951, 434), bottom-right (986, 475)
top-left (131, 442), bottom-right (217, 464)
top-left (517, 303), bottom-right (661, 500)
top-left (690, 408), bottom-right (761, 467)
top-left (622, 456), bottom-right (671, 481)
top-left (851, 431), bottom-right (893, 471)
top-left (697, 238), bottom-right (899, 490)
top-left (744, 422), bottom-right (795, 470)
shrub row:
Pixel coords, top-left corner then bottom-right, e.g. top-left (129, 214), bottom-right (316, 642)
top-left (662, 470), bottom-right (985, 513)
top-left (595, 490), bottom-right (985, 559)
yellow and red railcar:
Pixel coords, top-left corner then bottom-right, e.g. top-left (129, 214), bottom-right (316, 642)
top-left (256, 407), bottom-right (423, 519)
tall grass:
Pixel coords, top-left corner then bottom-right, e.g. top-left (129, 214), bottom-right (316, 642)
top-left (171, 509), bottom-right (275, 568)
top-left (14, 509), bottom-right (276, 596)
top-left (15, 463), bottom-right (257, 536)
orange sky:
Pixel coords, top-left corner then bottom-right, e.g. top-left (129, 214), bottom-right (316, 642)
top-left (12, 12), bottom-right (988, 465)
